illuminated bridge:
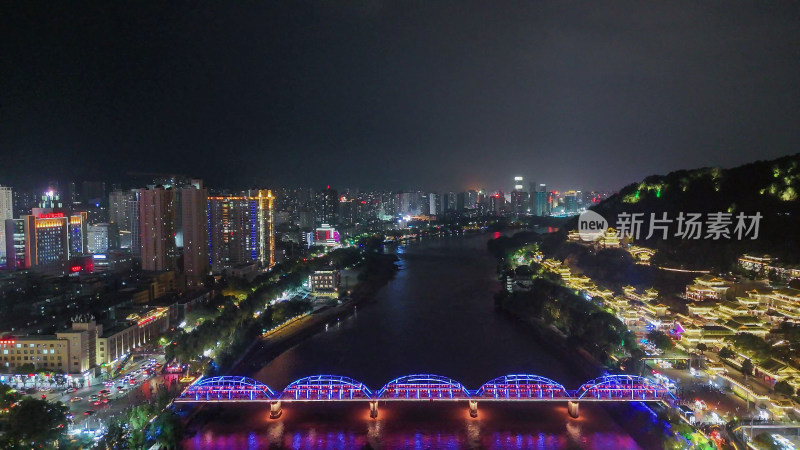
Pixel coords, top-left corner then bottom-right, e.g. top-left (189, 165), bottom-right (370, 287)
top-left (175, 373), bottom-right (674, 419)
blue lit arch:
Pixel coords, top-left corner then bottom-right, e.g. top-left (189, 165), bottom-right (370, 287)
top-left (377, 374), bottom-right (470, 400)
top-left (177, 376), bottom-right (275, 402)
top-left (576, 375), bottom-right (672, 400)
top-left (475, 374), bottom-right (569, 400)
top-left (280, 375), bottom-right (373, 401)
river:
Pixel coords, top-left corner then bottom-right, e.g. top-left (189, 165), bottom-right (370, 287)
top-left (183, 232), bottom-right (665, 449)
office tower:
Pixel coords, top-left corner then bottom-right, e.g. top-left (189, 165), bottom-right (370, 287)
top-left (338, 197), bottom-right (358, 227)
top-left (138, 186), bottom-right (176, 271)
top-left (317, 186), bottom-right (338, 226)
top-left (180, 180), bottom-right (209, 285)
top-left (208, 195), bottom-right (260, 273)
top-left (564, 191), bottom-right (578, 215)
top-left (441, 192), bottom-right (456, 212)
top-left (22, 214), bottom-right (68, 267)
top-left (109, 190), bottom-right (133, 231)
top-left (511, 176), bottom-right (528, 216)
top-left (87, 223), bottom-right (119, 253)
top-left (68, 211), bottom-right (88, 256)
top-left (428, 193), bottom-right (440, 216)
top-left (531, 183), bottom-right (550, 216)
top-left (4, 218), bottom-right (25, 269)
top-left (490, 192), bottom-right (504, 215)
top-left (0, 186), bottom-right (12, 264)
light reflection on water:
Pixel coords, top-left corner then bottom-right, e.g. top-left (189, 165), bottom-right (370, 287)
top-left (183, 402), bottom-right (649, 449)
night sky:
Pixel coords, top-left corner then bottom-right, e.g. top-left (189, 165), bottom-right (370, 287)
top-left (2, 1), bottom-right (798, 192)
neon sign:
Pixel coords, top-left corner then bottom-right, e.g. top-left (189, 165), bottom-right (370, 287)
top-left (38, 213), bottom-right (65, 219)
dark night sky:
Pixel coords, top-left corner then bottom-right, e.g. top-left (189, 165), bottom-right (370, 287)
top-left (2, 1), bottom-right (798, 192)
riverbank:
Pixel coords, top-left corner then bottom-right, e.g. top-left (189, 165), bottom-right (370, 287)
top-left (231, 252), bottom-right (399, 376)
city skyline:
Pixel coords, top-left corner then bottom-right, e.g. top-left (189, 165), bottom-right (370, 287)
top-left (2, 2), bottom-right (798, 191)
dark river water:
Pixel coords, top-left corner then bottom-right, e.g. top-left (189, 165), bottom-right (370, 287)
top-left (183, 232), bottom-right (665, 449)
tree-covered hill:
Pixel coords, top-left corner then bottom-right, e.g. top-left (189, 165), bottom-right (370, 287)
top-left (566, 153), bottom-right (800, 270)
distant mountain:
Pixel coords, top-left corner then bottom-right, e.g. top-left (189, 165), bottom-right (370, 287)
top-left (566, 153), bottom-right (800, 270)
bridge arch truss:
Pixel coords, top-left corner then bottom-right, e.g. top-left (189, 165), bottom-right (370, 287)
top-left (280, 375), bottom-right (373, 401)
top-left (475, 374), bottom-right (570, 400)
top-left (576, 375), bottom-right (673, 401)
top-left (176, 376), bottom-right (275, 402)
top-left (377, 374), bottom-right (470, 400)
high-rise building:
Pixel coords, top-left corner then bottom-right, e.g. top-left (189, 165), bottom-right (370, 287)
top-left (87, 223), bottom-right (120, 254)
top-left (179, 180), bottom-right (208, 285)
top-left (442, 192), bottom-right (456, 212)
top-left (68, 212), bottom-right (88, 256)
top-left (531, 183), bottom-right (550, 216)
top-left (109, 190), bottom-right (134, 231)
top-left (138, 186), bottom-right (176, 271)
top-left (208, 195), bottom-right (260, 273)
top-left (564, 191), bottom-right (578, 215)
top-left (317, 186), bottom-right (338, 226)
top-left (511, 177), bottom-right (528, 216)
top-left (4, 218), bottom-right (25, 269)
top-left (428, 193), bottom-right (440, 216)
top-left (128, 191), bottom-right (141, 256)
top-left (338, 197), bottom-right (359, 227)
top-left (256, 189), bottom-right (275, 267)
top-left (23, 214), bottom-right (69, 267)
top-left (0, 186), bottom-right (13, 265)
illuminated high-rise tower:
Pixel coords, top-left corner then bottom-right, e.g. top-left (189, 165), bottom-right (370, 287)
top-left (257, 190), bottom-right (275, 267)
top-left (0, 186), bottom-right (12, 265)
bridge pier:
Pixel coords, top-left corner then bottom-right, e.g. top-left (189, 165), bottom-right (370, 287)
top-left (269, 401), bottom-right (282, 419)
top-left (369, 400), bottom-right (379, 419)
top-left (468, 400), bottom-right (478, 418)
top-left (567, 401), bottom-right (579, 419)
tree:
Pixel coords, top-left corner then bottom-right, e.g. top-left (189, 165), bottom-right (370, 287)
top-left (13, 363), bottom-right (36, 375)
top-left (741, 358), bottom-right (754, 376)
top-left (696, 343), bottom-right (707, 354)
top-left (647, 330), bottom-right (675, 351)
top-left (719, 347), bottom-right (735, 359)
top-left (0, 397), bottom-right (69, 447)
top-left (774, 380), bottom-right (796, 396)
top-left (127, 404), bottom-right (155, 448)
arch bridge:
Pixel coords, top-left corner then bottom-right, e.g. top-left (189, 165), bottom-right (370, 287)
top-left (175, 373), bottom-right (674, 419)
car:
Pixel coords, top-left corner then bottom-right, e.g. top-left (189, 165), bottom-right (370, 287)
top-left (65, 387), bottom-right (77, 393)
top-left (83, 410), bottom-right (95, 416)
top-left (129, 379), bottom-right (136, 385)
top-left (66, 413), bottom-right (74, 421)
top-left (93, 400), bottom-right (102, 406)
top-left (117, 387), bottom-right (126, 393)
top-left (99, 389), bottom-right (111, 395)
top-left (103, 381), bottom-right (114, 387)
top-left (101, 398), bottom-right (109, 404)
top-left (90, 395), bottom-right (99, 401)
top-left (70, 396), bottom-right (82, 402)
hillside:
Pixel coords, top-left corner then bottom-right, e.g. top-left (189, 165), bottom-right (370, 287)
top-left (565, 153), bottom-right (800, 270)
